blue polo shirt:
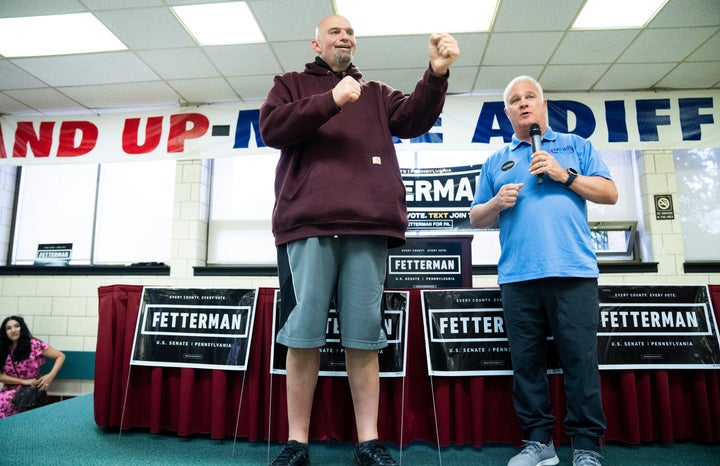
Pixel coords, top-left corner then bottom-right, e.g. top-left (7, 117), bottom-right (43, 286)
top-left (471, 126), bottom-right (613, 285)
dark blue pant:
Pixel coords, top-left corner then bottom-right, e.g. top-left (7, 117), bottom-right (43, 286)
top-left (501, 277), bottom-right (606, 449)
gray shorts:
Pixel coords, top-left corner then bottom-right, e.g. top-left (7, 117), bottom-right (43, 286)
top-left (276, 235), bottom-right (388, 350)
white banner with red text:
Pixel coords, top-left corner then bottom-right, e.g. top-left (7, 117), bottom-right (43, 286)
top-left (1, 90), bottom-right (718, 165)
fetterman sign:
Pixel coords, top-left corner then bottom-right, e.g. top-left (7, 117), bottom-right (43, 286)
top-left (421, 285), bottom-right (720, 376)
top-left (270, 290), bottom-right (409, 377)
top-left (130, 287), bottom-right (258, 371)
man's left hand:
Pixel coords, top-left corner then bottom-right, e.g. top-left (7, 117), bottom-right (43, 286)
top-left (429, 33), bottom-right (459, 76)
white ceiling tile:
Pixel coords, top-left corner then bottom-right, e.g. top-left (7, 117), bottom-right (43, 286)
top-left (227, 75), bottom-right (276, 102)
top-left (541, 64), bottom-right (611, 91)
top-left (3, 88), bottom-right (85, 112)
top-left (359, 33), bottom-right (488, 70)
top-left (492, 0), bottom-right (583, 32)
top-left (484, 32), bottom-right (564, 66)
top-left (0, 0), bottom-right (86, 17)
top-left (82, 0), bottom-right (165, 9)
top-left (474, 66), bottom-right (546, 92)
top-left (447, 33), bottom-right (488, 67)
top-left (169, 78), bottom-right (239, 103)
top-left (445, 66), bottom-right (480, 95)
top-left (657, 62), bottom-right (720, 88)
top-left (271, 40), bottom-right (320, 74)
top-left (687, 33), bottom-right (720, 61)
top-left (361, 68), bottom-right (428, 94)
top-left (593, 63), bottom-right (676, 90)
top-left (205, 43), bottom-right (282, 76)
top-left (356, 36), bottom-right (429, 69)
top-left (58, 82), bottom-right (180, 109)
top-left (618, 27), bottom-right (717, 63)
top-left (249, 0), bottom-right (334, 41)
top-left (649, 0), bottom-right (720, 28)
top-left (165, 0), bottom-right (244, 5)
top-left (0, 92), bottom-right (34, 114)
top-left (35, 107), bottom-right (98, 116)
top-left (138, 48), bottom-right (218, 79)
top-left (0, 61), bottom-right (47, 89)
top-left (551, 30), bottom-right (639, 64)
top-left (94, 8), bottom-right (196, 49)
top-left (11, 52), bottom-right (159, 86)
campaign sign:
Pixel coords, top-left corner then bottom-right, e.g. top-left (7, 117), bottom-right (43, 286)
top-left (271, 290), bottom-right (409, 377)
top-left (421, 288), bottom-right (561, 376)
top-left (598, 285), bottom-right (720, 369)
top-left (402, 165), bottom-right (480, 233)
top-left (421, 285), bottom-right (720, 376)
top-left (130, 287), bottom-right (258, 370)
top-left (386, 235), bottom-right (473, 288)
top-left (34, 243), bottom-right (72, 266)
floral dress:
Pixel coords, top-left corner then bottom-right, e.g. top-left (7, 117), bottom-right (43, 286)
top-left (0, 338), bottom-right (49, 418)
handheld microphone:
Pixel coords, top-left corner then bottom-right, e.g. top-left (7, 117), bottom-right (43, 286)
top-left (529, 123), bottom-right (543, 185)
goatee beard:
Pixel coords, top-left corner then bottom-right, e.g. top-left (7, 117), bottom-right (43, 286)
top-left (334, 52), bottom-right (352, 66)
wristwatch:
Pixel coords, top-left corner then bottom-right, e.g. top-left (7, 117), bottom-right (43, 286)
top-left (563, 168), bottom-right (578, 187)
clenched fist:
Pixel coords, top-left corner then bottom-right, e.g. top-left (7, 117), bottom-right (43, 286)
top-left (429, 33), bottom-right (460, 76)
top-left (332, 75), bottom-right (362, 107)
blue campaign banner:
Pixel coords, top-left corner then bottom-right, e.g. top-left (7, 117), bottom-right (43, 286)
top-left (270, 290), bottom-right (409, 377)
top-left (421, 285), bottom-right (720, 376)
top-left (130, 287), bottom-right (258, 371)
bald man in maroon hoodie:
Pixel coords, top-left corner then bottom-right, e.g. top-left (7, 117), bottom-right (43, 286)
top-left (260, 14), bottom-right (459, 466)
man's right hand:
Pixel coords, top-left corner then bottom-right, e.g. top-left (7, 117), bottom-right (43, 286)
top-left (332, 76), bottom-right (362, 107)
top-left (494, 183), bottom-right (524, 212)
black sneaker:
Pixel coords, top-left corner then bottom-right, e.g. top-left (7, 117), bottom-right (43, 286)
top-left (353, 439), bottom-right (397, 466)
top-left (271, 440), bottom-right (310, 466)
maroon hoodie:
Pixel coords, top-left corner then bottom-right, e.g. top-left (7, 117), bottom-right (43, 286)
top-left (260, 59), bottom-right (449, 248)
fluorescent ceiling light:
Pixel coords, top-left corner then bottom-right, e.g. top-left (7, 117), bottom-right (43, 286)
top-left (572, 0), bottom-right (668, 29)
top-left (0, 13), bottom-right (126, 57)
top-left (173, 2), bottom-right (265, 45)
top-left (336, 0), bottom-right (498, 36)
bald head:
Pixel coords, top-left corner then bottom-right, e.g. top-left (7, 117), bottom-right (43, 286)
top-left (316, 15), bottom-right (352, 39)
top-left (312, 15), bottom-right (356, 71)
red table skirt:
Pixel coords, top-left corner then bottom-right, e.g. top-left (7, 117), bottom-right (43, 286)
top-left (94, 285), bottom-right (720, 446)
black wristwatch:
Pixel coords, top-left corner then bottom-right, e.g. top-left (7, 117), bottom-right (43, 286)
top-left (563, 168), bottom-right (578, 187)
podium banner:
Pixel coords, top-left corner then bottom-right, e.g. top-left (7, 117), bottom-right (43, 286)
top-left (422, 285), bottom-right (720, 376)
top-left (130, 287), bottom-right (258, 370)
top-left (271, 290), bottom-right (409, 377)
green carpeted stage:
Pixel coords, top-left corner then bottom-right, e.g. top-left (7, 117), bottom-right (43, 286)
top-left (1, 394), bottom-right (718, 465)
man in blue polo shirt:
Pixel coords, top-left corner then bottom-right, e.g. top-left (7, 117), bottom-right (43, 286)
top-left (470, 75), bottom-right (618, 466)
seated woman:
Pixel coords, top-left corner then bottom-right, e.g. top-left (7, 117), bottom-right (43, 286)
top-left (0, 315), bottom-right (65, 418)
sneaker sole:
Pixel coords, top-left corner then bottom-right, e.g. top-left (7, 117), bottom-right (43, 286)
top-left (538, 456), bottom-right (560, 466)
